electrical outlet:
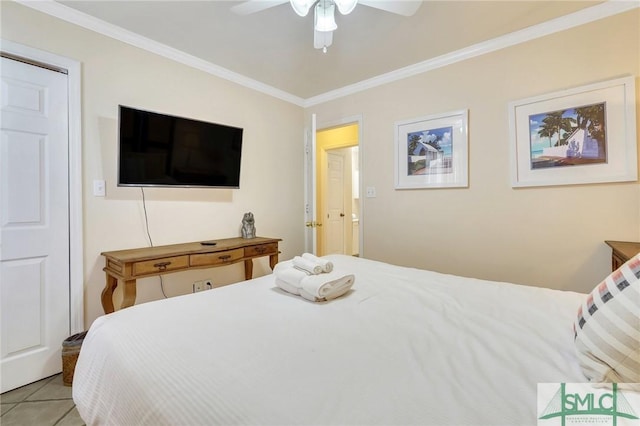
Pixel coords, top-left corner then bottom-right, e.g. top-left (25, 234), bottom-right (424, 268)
top-left (193, 281), bottom-right (207, 293)
top-left (193, 279), bottom-right (213, 293)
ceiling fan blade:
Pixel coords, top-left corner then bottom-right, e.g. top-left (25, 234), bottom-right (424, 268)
top-left (230, 0), bottom-right (289, 16)
top-left (358, 0), bottom-right (422, 16)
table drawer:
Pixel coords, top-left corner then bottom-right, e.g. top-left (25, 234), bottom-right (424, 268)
top-left (133, 255), bottom-right (189, 276)
top-left (191, 248), bottom-right (244, 267)
top-left (245, 243), bottom-right (278, 257)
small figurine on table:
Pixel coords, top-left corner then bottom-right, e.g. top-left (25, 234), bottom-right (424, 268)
top-left (241, 212), bottom-right (256, 239)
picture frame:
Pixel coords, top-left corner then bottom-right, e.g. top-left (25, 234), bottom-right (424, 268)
top-left (509, 76), bottom-right (637, 188)
top-left (394, 109), bottom-right (468, 189)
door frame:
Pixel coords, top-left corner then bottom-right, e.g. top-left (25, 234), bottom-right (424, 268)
top-left (1, 39), bottom-right (84, 333)
top-left (316, 115), bottom-right (363, 258)
top-left (303, 115), bottom-right (318, 254)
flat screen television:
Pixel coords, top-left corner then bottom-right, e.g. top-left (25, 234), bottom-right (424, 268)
top-left (118, 106), bottom-right (243, 188)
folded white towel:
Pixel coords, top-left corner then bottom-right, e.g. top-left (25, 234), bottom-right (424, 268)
top-left (292, 256), bottom-right (323, 275)
top-left (273, 260), bottom-right (308, 288)
top-left (273, 260), bottom-right (294, 275)
top-left (299, 288), bottom-right (320, 302)
top-left (301, 253), bottom-right (334, 273)
top-left (300, 270), bottom-right (355, 301)
top-left (275, 278), bottom-right (301, 296)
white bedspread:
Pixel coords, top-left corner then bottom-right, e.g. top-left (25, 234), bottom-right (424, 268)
top-left (73, 255), bottom-right (588, 425)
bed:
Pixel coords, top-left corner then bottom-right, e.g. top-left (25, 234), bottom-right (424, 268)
top-left (72, 254), bottom-right (632, 425)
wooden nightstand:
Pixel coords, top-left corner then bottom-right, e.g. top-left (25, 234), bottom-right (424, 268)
top-left (605, 240), bottom-right (640, 271)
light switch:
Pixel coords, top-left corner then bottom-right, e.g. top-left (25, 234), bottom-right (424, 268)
top-left (365, 186), bottom-right (376, 198)
top-left (93, 180), bottom-right (106, 197)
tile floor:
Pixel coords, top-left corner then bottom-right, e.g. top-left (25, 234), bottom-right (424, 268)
top-left (0, 374), bottom-right (84, 426)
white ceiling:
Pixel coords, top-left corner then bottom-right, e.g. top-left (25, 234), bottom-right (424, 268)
top-left (52, 1), bottom-right (607, 101)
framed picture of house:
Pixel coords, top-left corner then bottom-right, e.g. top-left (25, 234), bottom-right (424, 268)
top-left (394, 109), bottom-right (468, 189)
top-left (509, 76), bottom-right (637, 188)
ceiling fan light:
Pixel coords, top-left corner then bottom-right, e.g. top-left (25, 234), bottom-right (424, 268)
top-left (314, 2), bottom-right (337, 32)
top-left (334, 0), bottom-right (357, 15)
top-left (314, 29), bottom-right (333, 52)
top-left (290, 0), bottom-right (314, 17)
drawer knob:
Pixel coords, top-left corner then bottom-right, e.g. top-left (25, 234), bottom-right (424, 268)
top-left (153, 261), bottom-right (171, 271)
top-left (218, 254), bottom-right (232, 261)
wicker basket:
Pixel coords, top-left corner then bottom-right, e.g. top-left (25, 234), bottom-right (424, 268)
top-left (61, 331), bottom-right (87, 387)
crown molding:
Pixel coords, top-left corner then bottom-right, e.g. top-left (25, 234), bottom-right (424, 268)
top-left (14, 0), bottom-right (306, 107)
top-left (303, 0), bottom-right (640, 107)
top-left (14, 0), bottom-right (639, 109)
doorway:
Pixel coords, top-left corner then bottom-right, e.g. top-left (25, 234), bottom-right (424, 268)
top-left (315, 123), bottom-right (360, 256)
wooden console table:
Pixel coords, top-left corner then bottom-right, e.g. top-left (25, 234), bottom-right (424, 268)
top-left (605, 240), bottom-right (640, 271)
top-left (101, 236), bottom-right (281, 314)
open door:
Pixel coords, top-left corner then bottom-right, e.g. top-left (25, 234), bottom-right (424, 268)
top-left (306, 115), bottom-right (364, 257)
top-left (303, 114), bottom-right (318, 254)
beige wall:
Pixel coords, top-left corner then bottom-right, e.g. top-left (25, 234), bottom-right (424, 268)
top-left (309, 10), bottom-right (640, 294)
top-left (2, 3), bottom-right (639, 328)
top-left (1, 2), bottom-right (305, 327)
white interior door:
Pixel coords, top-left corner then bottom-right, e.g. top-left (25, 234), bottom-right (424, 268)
top-left (1, 57), bottom-right (71, 392)
top-left (303, 114), bottom-right (317, 254)
top-left (324, 151), bottom-right (345, 255)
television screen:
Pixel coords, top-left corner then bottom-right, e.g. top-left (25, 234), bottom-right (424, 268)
top-left (118, 106), bottom-right (243, 188)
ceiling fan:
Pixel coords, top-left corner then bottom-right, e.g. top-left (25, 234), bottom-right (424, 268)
top-left (231, 0), bottom-right (423, 52)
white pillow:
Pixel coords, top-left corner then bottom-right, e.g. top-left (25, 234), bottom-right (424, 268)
top-left (574, 253), bottom-right (640, 383)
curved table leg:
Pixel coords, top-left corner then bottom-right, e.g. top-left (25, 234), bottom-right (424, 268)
top-left (244, 259), bottom-right (253, 280)
top-left (121, 279), bottom-right (137, 309)
top-left (101, 274), bottom-right (138, 313)
top-left (269, 253), bottom-right (278, 270)
top-left (101, 274), bottom-right (118, 314)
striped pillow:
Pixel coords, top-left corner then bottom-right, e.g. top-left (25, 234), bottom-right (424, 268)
top-left (574, 253), bottom-right (640, 383)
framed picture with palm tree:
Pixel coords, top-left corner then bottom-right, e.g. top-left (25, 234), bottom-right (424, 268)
top-left (508, 76), bottom-right (637, 187)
